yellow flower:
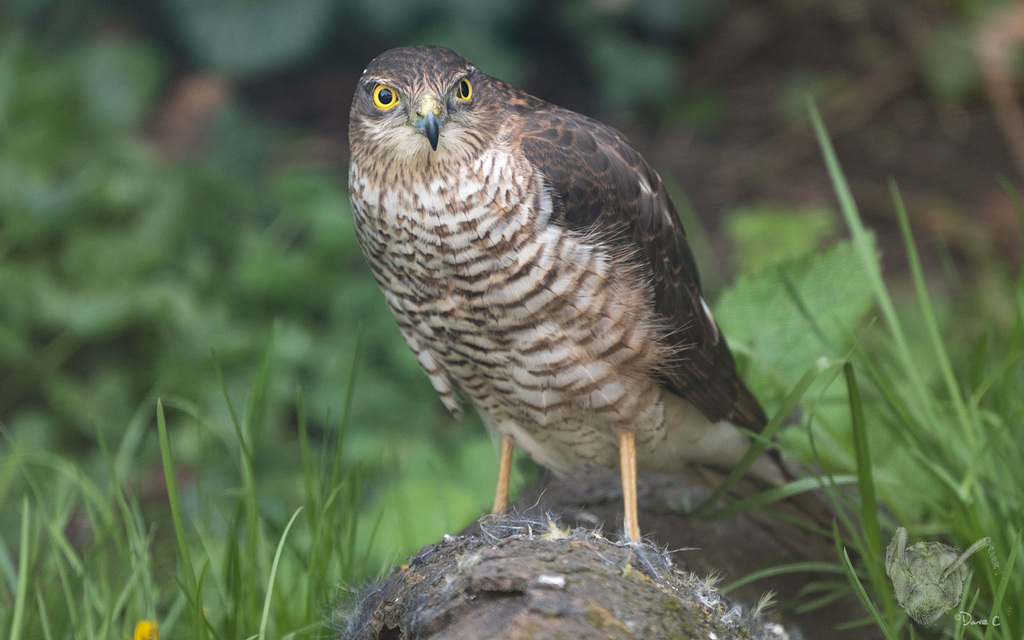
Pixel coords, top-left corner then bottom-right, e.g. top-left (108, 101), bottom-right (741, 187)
top-left (134, 620), bottom-right (159, 640)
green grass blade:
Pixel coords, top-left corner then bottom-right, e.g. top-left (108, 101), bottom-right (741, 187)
top-left (845, 364), bottom-right (882, 557)
top-left (241, 341), bottom-right (275, 618)
top-left (258, 507), bottom-right (303, 640)
top-left (984, 529), bottom-right (1019, 640)
top-left (889, 180), bottom-right (975, 447)
top-left (156, 399), bottom-right (204, 640)
top-left (297, 386), bottom-right (316, 524)
top-left (243, 323), bottom-right (277, 454)
top-left (956, 587), bottom-right (980, 640)
top-left (839, 545), bottom-right (901, 640)
top-left (723, 561), bottom-right (845, 593)
top-left (809, 103), bottom-right (934, 427)
top-left (691, 357), bottom-right (830, 518)
top-left (33, 589), bottom-right (54, 640)
top-left (332, 336), bottom-right (362, 490)
top-left (700, 475), bottom-right (857, 522)
top-left (843, 362), bottom-right (901, 623)
top-left (195, 560), bottom-right (212, 639)
top-left (212, 354), bottom-right (251, 462)
top-left (793, 581), bottom-right (853, 614)
top-left (9, 496), bottom-right (30, 640)
top-left (779, 267), bottom-right (840, 354)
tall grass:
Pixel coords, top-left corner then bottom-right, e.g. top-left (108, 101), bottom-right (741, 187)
top-left (0, 340), bottom-right (375, 639)
top-left (810, 105), bottom-right (1023, 639)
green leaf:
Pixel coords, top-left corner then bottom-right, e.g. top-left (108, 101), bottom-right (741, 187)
top-left (724, 205), bottom-right (839, 273)
top-left (716, 238), bottom-right (877, 397)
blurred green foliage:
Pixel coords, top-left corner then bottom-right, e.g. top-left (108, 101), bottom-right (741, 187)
top-left (2, 0), bottom-right (733, 117)
top-left (0, 15), bottom-right (485, 551)
top-left (166, 0), bottom-right (338, 78)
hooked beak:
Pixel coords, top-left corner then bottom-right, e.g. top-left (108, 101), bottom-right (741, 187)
top-left (412, 95), bottom-right (443, 151)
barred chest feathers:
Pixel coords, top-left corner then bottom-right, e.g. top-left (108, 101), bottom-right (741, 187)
top-left (349, 145), bottom-right (673, 474)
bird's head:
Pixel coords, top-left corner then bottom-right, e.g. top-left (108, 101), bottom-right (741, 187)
top-left (349, 46), bottom-right (500, 166)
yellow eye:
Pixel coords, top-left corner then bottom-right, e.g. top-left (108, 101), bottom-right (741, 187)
top-left (455, 79), bottom-right (472, 101)
top-left (372, 85), bottom-right (399, 110)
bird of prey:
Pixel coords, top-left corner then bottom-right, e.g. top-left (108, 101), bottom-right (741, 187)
top-left (348, 45), bottom-right (774, 541)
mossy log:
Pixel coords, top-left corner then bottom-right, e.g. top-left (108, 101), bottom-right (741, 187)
top-left (340, 522), bottom-right (786, 640)
top-left (339, 472), bottom-right (871, 639)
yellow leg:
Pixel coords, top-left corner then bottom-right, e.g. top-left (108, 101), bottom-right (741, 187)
top-left (618, 429), bottom-right (640, 542)
top-left (492, 434), bottom-right (514, 514)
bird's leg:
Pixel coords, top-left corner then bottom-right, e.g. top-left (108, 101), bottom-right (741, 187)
top-left (618, 429), bottom-right (640, 542)
top-left (492, 434), bottom-right (515, 514)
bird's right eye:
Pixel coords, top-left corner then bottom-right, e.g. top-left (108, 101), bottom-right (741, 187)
top-left (372, 84), bottom-right (400, 110)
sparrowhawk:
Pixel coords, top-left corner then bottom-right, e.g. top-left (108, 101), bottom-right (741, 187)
top-left (348, 45), bottom-right (774, 541)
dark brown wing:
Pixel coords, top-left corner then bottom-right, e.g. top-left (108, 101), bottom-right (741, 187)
top-left (504, 88), bottom-right (766, 431)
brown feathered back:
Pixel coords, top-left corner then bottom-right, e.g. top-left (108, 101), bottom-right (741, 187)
top-left (493, 82), bottom-right (767, 431)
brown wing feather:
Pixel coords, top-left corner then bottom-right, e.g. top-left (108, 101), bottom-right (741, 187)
top-left (500, 84), bottom-right (766, 431)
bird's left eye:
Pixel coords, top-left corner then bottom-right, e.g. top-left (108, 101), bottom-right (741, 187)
top-left (455, 79), bottom-right (472, 101)
top-left (372, 85), bottom-right (400, 110)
